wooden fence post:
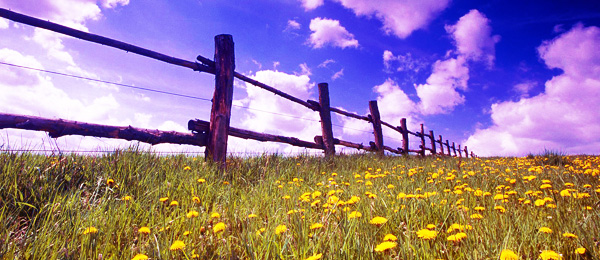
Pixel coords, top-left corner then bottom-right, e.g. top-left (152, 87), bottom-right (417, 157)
top-left (206, 34), bottom-right (235, 168)
top-left (438, 135), bottom-right (444, 155)
top-left (458, 144), bottom-right (462, 158)
top-left (318, 83), bottom-right (335, 157)
top-left (445, 140), bottom-right (451, 156)
top-left (451, 142), bottom-right (457, 157)
top-left (400, 118), bottom-right (409, 155)
top-left (464, 146), bottom-right (469, 158)
top-left (368, 101), bottom-right (384, 156)
top-left (429, 130), bottom-right (436, 155)
top-left (419, 124), bottom-right (426, 157)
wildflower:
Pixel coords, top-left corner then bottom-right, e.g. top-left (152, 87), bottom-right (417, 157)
top-left (213, 222), bottom-right (226, 233)
top-left (132, 254), bottom-right (149, 260)
top-left (183, 231), bottom-right (191, 236)
top-left (494, 206), bottom-right (506, 213)
top-left (538, 227), bottom-right (552, 234)
top-left (559, 189), bottom-right (571, 197)
top-left (184, 166), bottom-right (191, 171)
top-left (256, 227), bottom-right (265, 235)
top-left (369, 216), bottom-right (388, 226)
top-left (374, 241), bottom-right (397, 252)
top-left (575, 247), bottom-right (586, 255)
top-left (247, 213), bottom-right (258, 219)
top-left (169, 240), bottom-right (185, 251)
top-left (159, 197), bottom-right (169, 203)
top-left (223, 181), bottom-right (230, 185)
top-left (310, 223), bottom-right (324, 230)
top-left (540, 184), bottom-right (552, 189)
top-left (470, 214), bottom-right (483, 219)
top-left (387, 184), bottom-right (395, 189)
top-left (106, 178), bottom-right (115, 186)
top-left (186, 210), bottom-right (199, 218)
top-left (311, 191), bottom-right (322, 199)
top-left (282, 195), bottom-right (291, 200)
top-left (346, 196), bottom-right (360, 205)
top-left (474, 206), bottom-right (485, 211)
top-left (82, 226), bottom-right (98, 235)
top-left (275, 224), bottom-right (287, 235)
top-left (447, 232), bottom-right (467, 242)
top-left (500, 249), bottom-right (519, 260)
top-left (192, 196), bottom-right (201, 204)
top-left (348, 211), bottom-right (362, 219)
top-left (562, 232), bottom-right (577, 239)
top-left (426, 224), bottom-right (436, 230)
top-left (197, 178), bottom-right (206, 183)
top-left (539, 250), bottom-right (562, 260)
top-left (383, 233), bottom-right (397, 241)
top-left (304, 253), bottom-right (323, 260)
top-left (122, 195), bottom-right (133, 201)
top-left (417, 229), bottom-right (438, 240)
top-left (211, 212), bottom-right (220, 219)
top-left (311, 200), bottom-right (321, 207)
top-left (169, 200), bottom-right (178, 207)
top-left (534, 199), bottom-right (546, 207)
top-left (138, 226), bottom-right (151, 235)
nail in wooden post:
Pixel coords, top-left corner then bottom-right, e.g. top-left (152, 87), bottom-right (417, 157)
top-left (457, 144), bottom-right (462, 158)
top-left (429, 130), bottom-right (436, 155)
top-left (451, 142), bottom-right (457, 157)
top-left (464, 146), bottom-right (469, 158)
top-left (318, 83), bottom-right (335, 157)
top-left (368, 101), bottom-right (384, 156)
top-left (400, 118), bottom-right (409, 155)
top-left (445, 140), bottom-right (451, 156)
top-left (419, 124), bottom-right (426, 157)
top-left (206, 34), bottom-right (235, 169)
top-left (438, 135), bottom-right (444, 155)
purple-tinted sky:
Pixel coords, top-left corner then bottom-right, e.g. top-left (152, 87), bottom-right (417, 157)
top-left (1, 0), bottom-right (599, 156)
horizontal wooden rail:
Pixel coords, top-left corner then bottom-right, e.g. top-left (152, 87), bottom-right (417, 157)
top-left (0, 8), bottom-right (212, 73)
top-left (233, 72), bottom-right (318, 111)
top-left (330, 107), bottom-right (370, 121)
top-left (189, 119), bottom-right (322, 149)
top-left (0, 113), bottom-right (206, 146)
top-left (315, 136), bottom-right (375, 152)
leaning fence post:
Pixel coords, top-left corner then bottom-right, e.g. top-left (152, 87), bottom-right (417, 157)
top-left (451, 142), bottom-right (457, 157)
top-left (445, 140), bottom-right (451, 156)
top-left (206, 34), bottom-right (235, 169)
top-left (464, 146), bottom-right (469, 158)
top-left (317, 83), bottom-right (335, 157)
top-left (400, 118), bottom-right (409, 155)
top-left (438, 135), bottom-right (444, 155)
top-left (368, 101), bottom-right (384, 156)
top-left (458, 144), bottom-right (462, 158)
top-left (419, 124), bottom-right (426, 156)
top-left (429, 130), bottom-right (436, 155)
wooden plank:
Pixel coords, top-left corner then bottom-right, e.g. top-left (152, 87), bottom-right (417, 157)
top-left (330, 107), bottom-right (370, 121)
top-left (429, 130), bottom-right (436, 155)
top-left (234, 72), bottom-right (318, 111)
top-left (0, 8), bottom-right (212, 73)
top-left (399, 118), bottom-right (409, 155)
top-left (457, 144), bottom-right (463, 158)
top-left (451, 142), bottom-right (457, 157)
top-left (368, 101), bottom-right (384, 155)
top-left (191, 120), bottom-right (321, 149)
top-left (419, 124), bottom-right (426, 156)
top-left (206, 35), bottom-right (235, 167)
top-left (317, 83), bottom-right (335, 157)
top-left (315, 136), bottom-right (375, 152)
top-left (464, 146), bottom-right (469, 158)
top-left (445, 140), bottom-right (451, 156)
top-left (0, 113), bottom-right (206, 146)
top-left (438, 135), bottom-right (444, 155)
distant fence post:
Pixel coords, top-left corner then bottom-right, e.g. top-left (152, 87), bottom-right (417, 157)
top-left (368, 101), bottom-right (384, 156)
top-left (205, 34), bottom-right (235, 168)
top-left (445, 140), bottom-right (451, 156)
top-left (464, 146), bottom-right (469, 158)
top-left (400, 118), bottom-right (409, 155)
top-left (438, 135), bottom-right (444, 155)
top-left (451, 142), bottom-right (457, 157)
top-left (317, 83), bottom-right (335, 157)
top-left (458, 144), bottom-right (462, 158)
top-left (419, 124), bottom-right (426, 156)
top-left (429, 130), bottom-right (436, 155)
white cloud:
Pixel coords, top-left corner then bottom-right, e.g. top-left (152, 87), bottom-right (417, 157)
top-left (331, 68), bottom-right (344, 80)
top-left (333, 0), bottom-right (450, 38)
top-left (415, 56), bottom-right (469, 115)
top-left (299, 63), bottom-right (312, 76)
top-left (0, 18), bottom-right (8, 29)
top-left (465, 25), bottom-right (600, 156)
top-left (383, 50), bottom-right (428, 73)
top-left (513, 81), bottom-right (536, 97)
top-left (299, 0), bottom-right (324, 10)
top-left (318, 59), bottom-right (335, 68)
top-left (102, 0), bottom-right (129, 8)
top-left (309, 17), bottom-right (359, 49)
top-left (445, 9), bottom-right (500, 66)
top-left (285, 19), bottom-right (301, 31)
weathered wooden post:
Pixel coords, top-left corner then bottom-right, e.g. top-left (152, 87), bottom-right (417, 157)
top-left (451, 142), bottom-right (457, 157)
top-left (318, 83), bottom-right (335, 157)
top-left (368, 101), bottom-right (384, 156)
top-left (206, 34), bottom-right (235, 168)
top-left (419, 124), bottom-right (426, 157)
top-left (445, 140), bottom-right (451, 156)
top-left (429, 130), bottom-right (436, 155)
top-left (438, 135), bottom-right (444, 155)
top-left (464, 146), bottom-right (469, 158)
top-left (400, 118), bottom-right (409, 155)
top-left (457, 144), bottom-right (462, 158)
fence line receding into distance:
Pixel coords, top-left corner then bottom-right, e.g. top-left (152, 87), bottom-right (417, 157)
top-left (0, 8), bottom-right (475, 169)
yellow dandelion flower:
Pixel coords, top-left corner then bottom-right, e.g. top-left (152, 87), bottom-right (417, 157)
top-left (106, 178), bottom-right (115, 186)
top-left (183, 166), bottom-right (191, 171)
top-left (248, 213), bottom-right (258, 219)
top-left (169, 200), bottom-right (178, 207)
top-left (369, 216), bottom-right (388, 226)
top-left (500, 249), bottom-right (519, 260)
top-left (211, 212), bottom-right (220, 219)
top-left (192, 196), bottom-right (201, 204)
top-left (213, 222), bottom-right (226, 233)
top-left (494, 206), bottom-right (506, 213)
top-left (426, 224), bottom-right (436, 230)
top-left (82, 226), bottom-right (98, 235)
top-left (383, 233), bottom-right (397, 241)
top-left (223, 181), bottom-right (230, 185)
top-left (197, 178), bottom-right (206, 183)
top-left (387, 184), bottom-right (395, 189)
top-left (559, 189), bottom-right (571, 197)
top-left (539, 227), bottom-right (552, 234)
top-left (303, 253), bottom-right (323, 260)
top-left (159, 197), bottom-right (169, 203)
top-left (470, 213), bottom-right (483, 219)
top-left (374, 241), bottom-right (397, 252)
top-left (417, 229), bottom-right (438, 240)
top-left (562, 232), bottom-right (577, 239)
top-left (169, 240), bottom-right (185, 251)
top-left (575, 247), bottom-right (586, 255)
top-left (310, 223), bottom-right (324, 230)
top-left (183, 230), bottom-right (191, 236)
top-left (275, 224), bottom-right (287, 235)
top-left (474, 206), bottom-right (485, 211)
top-left (256, 227), bottom-right (265, 235)
top-left (348, 211), bottom-right (362, 219)
top-left (138, 226), bottom-right (151, 235)
top-left (540, 184), bottom-right (552, 189)
top-left (122, 195), bottom-right (132, 201)
top-left (282, 195), bottom-right (291, 200)
top-left (534, 199), bottom-right (546, 207)
top-left (539, 250), bottom-right (562, 260)
top-left (447, 232), bottom-right (467, 242)
top-left (131, 254), bottom-right (149, 260)
top-left (186, 210), bottom-right (199, 218)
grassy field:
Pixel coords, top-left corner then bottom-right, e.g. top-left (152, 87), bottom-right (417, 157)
top-left (1, 148), bottom-right (599, 259)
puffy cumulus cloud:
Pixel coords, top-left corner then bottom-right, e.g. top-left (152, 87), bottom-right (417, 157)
top-left (333, 0), bottom-right (449, 38)
top-left (445, 9), bottom-right (500, 66)
top-left (465, 25), bottom-right (600, 156)
top-left (102, 0), bottom-right (129, 8)
top-left (286, 19), bottom-right (301, 31)
top-left (383, 50), bottom-right (428, 73)
top-left (299, 0), bottom-right (324, 10)
top-left (415, 57), bottom-right (469, 115)
top-left (0, 18), bottom-right (9, 29)
top-left (309, 18), bottom-right (359, 49)
top-left (234, 69), bottom-right (322, 153)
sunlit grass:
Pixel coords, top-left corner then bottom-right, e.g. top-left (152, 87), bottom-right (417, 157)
top-left (1, 148), bottom-right (599, 259)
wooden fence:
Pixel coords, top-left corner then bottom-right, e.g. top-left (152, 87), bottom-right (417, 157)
top-left (0, 8), bottom-right (475, 168)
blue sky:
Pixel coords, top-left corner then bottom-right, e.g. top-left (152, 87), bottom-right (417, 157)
top-left (1, 0), bottom-right (599, 156)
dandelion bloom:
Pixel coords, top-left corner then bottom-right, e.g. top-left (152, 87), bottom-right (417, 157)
top-left (138, 227), bottom-right (151, 234)
top-left (159, 197), bottom-right (169, 203)
top-left (183, 230), bottom-right (191, 236)
top-left (534, 199), bottom-right (546, 207)
top-left (426, 224), bottom-right (436, 230)
top-left (539, 250), bottom-right (562, 260)
top-left (575, 247), bottom-right (586, 255)
top-left (211, 212), bottom-right (220, 218)
top-left (169, 240), bottom-right (185, 251)
top-left (187, 210), bottom-right (199, 218)
top-left (494, 206), bottom-right (506, 213)
top-left (374, 241), bottom-right (397, 252)
top-left (275, 224), bottom-right (287, 235)
top-left (192, 196), bottom-right (201, 204)
top-left (474, 206), bottom-right (485, 211)
top-left (213, 222), bottom-right (226, 233)
top-left (304, 253), bottom-right (323, 260)
top-left (376, 233), bottom-right (396, 243)
top-left (310, 223), bottom-right (324, 230)
top-left (183, 166), bottom-right (191, 171)
top-left (538, 227), bottom-right (552, 234)
top-left (82, 226), bottom-right (98, 235)
top-left (106, 178), bottom-right (115, 186)
top-left (256, 227), bottom-right (265, 235)
top-left (369, 217), bottom-right (388, 226)
top-left (559, 189), bottom-right (571, 197)
top-left (197, 178), bottom-right (206, 183)
top-left (470, 214), bottom-right (483, 219)
top-left (562, 232), bottom-right (577, 239)
top-left (417, 229), bottom-right (438, 240)
top-left (447, 232), bottom-right (467, 242)
top-left (132, 254), bottom-right (149, 260)
top-left (122, 195), bottom-right (133, 201)
top-left (348, 211), bottom-right (362, 219)
top-left (500, 249), bottom-right (519, 260)
top-left (247, 213), bottom-right (258, 219)
top-left (169, 200), bottom-right (178, 207)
